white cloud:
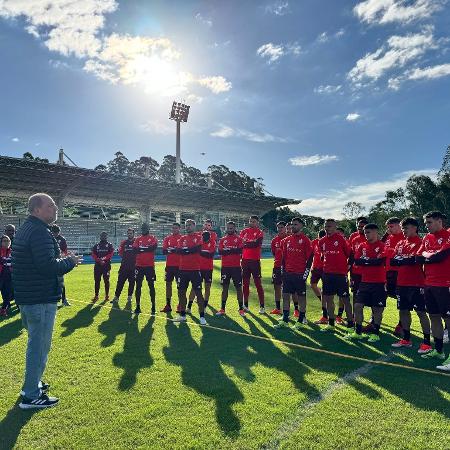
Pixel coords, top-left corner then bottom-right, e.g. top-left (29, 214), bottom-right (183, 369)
top-left (265, 1), bottom-right (290, 16)
top-left (257, 42), bottom-right (301, 63)
top-left (11, 137), bottom-right (19, 142)
top-left (354, 0), bottom-right (445, 25)
top-left (0, 1), bottom-right (230, 98)
top-left (197, 76), bottom-right (232, 94)
top-left (317, 32), bottom-right (329, 43)
top-left (296, 169), bottom-right (437, 218)
top-left (210, 125), bottom-right (288, 143)
top-left (0, 0), bottom-right (117, 57)
top-left (314, 84), bottom-right (342, 94)
top-left (348, 29), bottom-right (435, 84)
top-left (141, 120), bottom-right (173, 135)
top-left (317, 29), bottom-right (345, 44)
top-left (289, 154), bottom-right (339, 167)
top-left (195, 12), bottom-right (212, 27)
top-left (346, 113), bottom-right (361, 121)
top-left (389, 63), bottom-right (450, 89)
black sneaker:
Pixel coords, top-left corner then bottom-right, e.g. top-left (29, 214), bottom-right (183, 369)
top-left (134, 306), bottom-right (141, 314)
top-left (20, 381), bottom-right (50, 396)
top-left (19, 393), bottom-right (59, 410)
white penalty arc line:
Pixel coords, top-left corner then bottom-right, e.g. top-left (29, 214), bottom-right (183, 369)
top-left (68, 299), bottom-right (450, 379)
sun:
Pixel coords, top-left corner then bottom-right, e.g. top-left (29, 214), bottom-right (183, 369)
top-left (128, 54), bottom-right (190, 96)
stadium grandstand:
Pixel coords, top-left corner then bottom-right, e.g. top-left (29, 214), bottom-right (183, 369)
top-left (0, 154), bottom-right (300, 255)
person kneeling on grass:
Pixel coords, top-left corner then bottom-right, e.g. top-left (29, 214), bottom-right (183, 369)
top-left (346, 223), bottom-right (386, 343)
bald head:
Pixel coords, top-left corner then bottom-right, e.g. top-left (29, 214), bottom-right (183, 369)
top-left (28, 193), bottom-right (58, 224)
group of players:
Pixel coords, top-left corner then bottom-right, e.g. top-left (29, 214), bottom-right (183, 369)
top-left (4, 211), bottom-right (448, 372)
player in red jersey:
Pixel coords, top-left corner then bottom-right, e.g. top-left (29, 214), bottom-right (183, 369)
top-left (416, 211), bottom-right (450, 370)
top-left (202, 219), bottom-right (218, 242)
top-left (111, 228), bottom-right (136, 306)
top-left (335, 227), bottom-right (349, 323)
top-left (346, 223), bottom-right (386, 342)
top-left (160, 223), bottom-right (181, 313)
top-left (187, 230), bottom-right (215, 311)
top-left (270, 221), bottom-right (287, 315)
top-left (285, 222), bottom-right (292, 235)
top-left (311, 229), bottom-right (328, 324)
top-left (91, 232), bottom-right (114, 302)
top-left (389, 218), bottom-right (431, 352)
top-left (383, 217), bottom-right (405, 336)
top-left (217, 221), bottom-right (245, 316)
top-left (274, 217), bottom-right (312, 330)
top-left (240, 215), bottom-right (265, 314)
top-left (173, 219), bottom-right (208, 325)
top-left (0, 235), bottom-right (13, 317)
top-left (318, 219), bottom-right (352, 332)
top-left (132, 223), bottom-right (158, 315)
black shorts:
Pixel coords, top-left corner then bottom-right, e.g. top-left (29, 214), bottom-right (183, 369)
top-left (177, 270), bottom-right (202, 291)
top-left (386, 270), bottom-right (398, 298)
top-left (241, 259), bottom-right (261, 279)
top-left (94, 263), bottom-right (111, 278)
top-left (356, 282), bottom-right (387, 307)
top-left (282, 272), bottom-right (306, 295)
top-left (350, 272), bottom-right (362, 294)
top-left (221, 267), bottom-right (242, 287)
top-left (322, 273), bottom-right (349, 297)
top-left (396, 286), bottom-right (426, 312)
top-left (135, 266), bottom-right (156, 282)
top-left (272, 267), bottom-right (282, 286)
top-left (310, 268), bottom-right (323, 285)
top-left (200, 270), bottom-right (213, 283)
top-left (424, 286), bottom-right (450, 317)
top-left (165, 266), bottom-right (179, 282)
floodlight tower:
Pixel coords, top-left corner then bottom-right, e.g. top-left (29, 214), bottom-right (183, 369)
top-left (169, 101), bottom-right (190, 184)
top-left (169, 101), bottom-right (190, 223)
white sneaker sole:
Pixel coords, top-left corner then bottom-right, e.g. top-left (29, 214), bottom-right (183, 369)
top-left (19, 401), bottom-right (58, 410)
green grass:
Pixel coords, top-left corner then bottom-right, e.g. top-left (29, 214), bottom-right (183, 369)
top-left (1, 260), bottom-right (449, 449)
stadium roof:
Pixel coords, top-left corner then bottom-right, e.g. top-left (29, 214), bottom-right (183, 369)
top-left (0, 155), bottom-right (300, 216)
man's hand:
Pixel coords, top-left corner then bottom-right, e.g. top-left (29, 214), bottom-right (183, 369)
top-left (68, 253), bottom-right (83, 267)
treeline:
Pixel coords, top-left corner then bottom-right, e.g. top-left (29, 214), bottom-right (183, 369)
top-left (94, 152), bottom-right (264, 195)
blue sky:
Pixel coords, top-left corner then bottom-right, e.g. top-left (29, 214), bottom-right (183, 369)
top-left (0, 0), bottom-right (449, 217)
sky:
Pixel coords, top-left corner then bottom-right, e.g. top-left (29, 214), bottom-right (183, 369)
top-left (0, 0), bottom-right (449, 218)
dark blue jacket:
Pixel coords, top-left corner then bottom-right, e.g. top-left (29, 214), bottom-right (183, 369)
top-left (11, 216), bottom-right (75, 305)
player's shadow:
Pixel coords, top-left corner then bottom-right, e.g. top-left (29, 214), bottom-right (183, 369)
top-left (0, 318), bottom-right (23, 348)
top-left (0, 399), bottom-right (38, 449)
top-left (163, 321), bottom-right (244, 438)
top-left (60, 303), bottom-right (102, 338)
top-left (98, 305), bottom-right (130, 348)
top-left (112, 315), bottom-right (154, 391)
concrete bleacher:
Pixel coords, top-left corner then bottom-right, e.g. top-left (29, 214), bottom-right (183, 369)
top-left (0, 214), bottom-right (276, 255)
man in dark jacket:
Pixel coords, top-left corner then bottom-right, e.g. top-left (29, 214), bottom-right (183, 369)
top-left (51, 224), bottom-right (71, 306)
top-left (12, 193), bottom-right (82, 409)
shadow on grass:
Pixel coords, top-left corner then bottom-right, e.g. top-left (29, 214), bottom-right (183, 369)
top-left (112, 315), bottom-right (155, 391)
top-left (60, 303), bottom-right (102, 338)
top-left (0, 318), bottom-right (23, 348)
top-left (0, 399), bottom-right (39, 449)
top-left (98, 303), bottom-right (132, 348)
top-left (163, 320), bottom-right (244, 438)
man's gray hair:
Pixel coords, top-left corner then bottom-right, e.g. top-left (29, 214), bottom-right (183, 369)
top-left (28, 193), bottom-right (52, 213)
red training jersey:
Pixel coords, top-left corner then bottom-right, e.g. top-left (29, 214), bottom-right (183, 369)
top-left (0, 247), bottom-right (11, 274)
top-left (319, 233), bottom-right (350, 275)
top-left (384, 232), bottom-right (403, 272)
top-left (199, 239), bottom-right (216, 271)
top-left (311, 238), bottom-right (323, 270)
top-left (178, 233), bottom-right (202, 271)
top-left (350, 232), bottom-right (366, 276)
top-left (202, 229), bottom-right (218, 242)
top-left (92, 241), bottom-right (114, 265)
top-left (271, 232), bottom-right (287, 268)
top-left (163, 233), bottom-right (181, 267)
top-left (417, 229), bottom-right (450, 287)
top-left (219, 234), bottom-right (244, 268)
top-left (240, 227), bottom-right (264, 260)
top-left (133, 234), bottom-right (158, 267)
top-left (355, 240), bottom-right (386, 283)
top-left (394, 236), bottom-right (424, 287)
top-left (281, 233), bottom-right (312, 274)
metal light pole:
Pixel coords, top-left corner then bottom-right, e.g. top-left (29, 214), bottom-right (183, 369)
top-left (169, 101), bottom-right (190, 223)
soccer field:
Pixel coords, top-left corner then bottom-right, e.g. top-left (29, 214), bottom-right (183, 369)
top-left (1, 260), bottom-right (449, 450)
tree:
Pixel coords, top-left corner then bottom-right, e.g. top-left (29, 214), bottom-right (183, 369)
top-left (437, 144), bottom-right (450, 179)
top-left (405, 175), bottom-right (442, 217)
top-left (94, 164), bottom-right (107, 172)
top-left (106, 151), bottom-right (130, 175)
top-left (342, 202), bottom-right (365, 221)
top-left (22, 152), bottom-right (49, 163)
top-left (129, 156), bottom-right (159, 178)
